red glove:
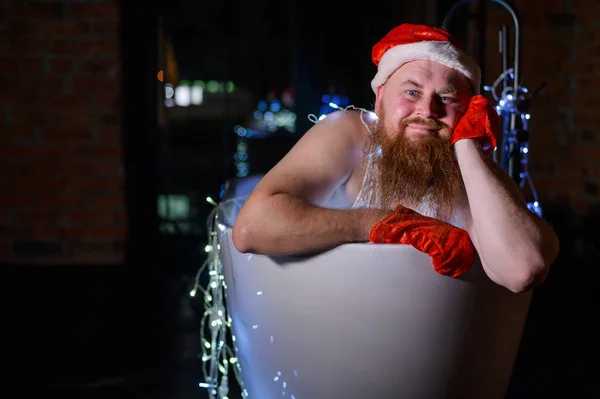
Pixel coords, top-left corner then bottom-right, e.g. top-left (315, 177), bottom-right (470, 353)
top-left (451, 94), bottom-right (500, 156)
top-left (369, 205), bottom-right (475, 278)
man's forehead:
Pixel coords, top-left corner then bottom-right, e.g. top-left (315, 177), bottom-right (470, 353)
top-left (393, 62), bottom-right (471, 91)
top-left (399, 78), bottom-right (466, 94)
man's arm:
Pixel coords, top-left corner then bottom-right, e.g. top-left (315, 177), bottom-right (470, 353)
top-left (232, 111), bottom-right (389, 256)
top-left (455, 139), bottom-right (560, 293)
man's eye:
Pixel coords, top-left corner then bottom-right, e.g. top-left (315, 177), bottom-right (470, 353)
top-left (407, 90), bottom-right (418, 96)
top-left (441, 96), bottom-right (456, 102)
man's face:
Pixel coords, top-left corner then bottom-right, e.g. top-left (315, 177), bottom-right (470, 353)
top-left (374, 59), bottom-right (471, 143)
top-left (366, 60), bottom-right (471, 221)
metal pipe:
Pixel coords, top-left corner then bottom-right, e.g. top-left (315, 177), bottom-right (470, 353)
top-left (442, 0), bottom-right (520, 96)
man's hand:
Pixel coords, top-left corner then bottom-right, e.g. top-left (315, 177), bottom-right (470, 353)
top-left (369, 205), bottom-right (475, 278)
top-left (451, 94), bottom-right (500, 156)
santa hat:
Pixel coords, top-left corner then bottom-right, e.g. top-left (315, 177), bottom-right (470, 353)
top-left (371, 23), bottom-right (481, 94)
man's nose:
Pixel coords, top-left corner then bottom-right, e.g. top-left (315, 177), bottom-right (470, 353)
top-left (415, 95), bottom-right (441, 119)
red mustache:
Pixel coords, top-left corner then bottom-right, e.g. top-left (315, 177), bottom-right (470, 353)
top-left (401, 117), bottom-right (448, 131)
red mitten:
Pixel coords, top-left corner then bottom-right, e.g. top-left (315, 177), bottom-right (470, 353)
top-left (451, 94), bottom-right (500, 156)
top-left (369, 206), bottom-right (475, 278)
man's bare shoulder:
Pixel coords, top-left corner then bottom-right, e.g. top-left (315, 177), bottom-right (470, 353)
top-left (309, 109), bottom-right (374, 205)
top-left (318, 108), bottom-right (372, 133)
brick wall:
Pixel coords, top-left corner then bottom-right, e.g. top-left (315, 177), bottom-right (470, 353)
top-left (0, 0), bottom-right (125, 264)
top-left (483, 0), bottom-right (600, 215)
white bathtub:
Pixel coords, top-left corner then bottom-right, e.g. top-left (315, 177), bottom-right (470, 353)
top-left (217, 177), bottom-right (532, 399)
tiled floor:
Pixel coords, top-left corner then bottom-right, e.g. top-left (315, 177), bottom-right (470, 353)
top-left (1, 249), bottom-right (598, 398)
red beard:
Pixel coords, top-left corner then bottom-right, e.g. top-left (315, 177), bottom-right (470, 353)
top-left (363, 111), bottom-right (464, 222)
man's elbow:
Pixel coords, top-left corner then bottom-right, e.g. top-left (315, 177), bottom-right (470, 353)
top-left (231, 220), bottom-right (253, 254)
top-left (231, 192), bottom-right (278, 254)
top-left (505, 256), bottom-right (552, 294)
top-left (506, 267), bottom-right (548, 294)
top-left (507, 235), bottom-right (559, 293)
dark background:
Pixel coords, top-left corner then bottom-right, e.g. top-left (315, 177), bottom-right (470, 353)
top-left (1, 0), bottom-right (598, 397)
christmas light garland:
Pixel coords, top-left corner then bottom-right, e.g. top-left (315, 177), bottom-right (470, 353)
top-left (484, 68), bottom-right (542, 216)
top-left (192, 196), bottom-right (249, 399)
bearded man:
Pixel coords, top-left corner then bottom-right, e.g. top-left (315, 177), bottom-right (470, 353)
top-left (232, 23), bottom-right (559, 294)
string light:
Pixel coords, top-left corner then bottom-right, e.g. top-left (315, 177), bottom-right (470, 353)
top-left (307, 102), bottom-right (377, 133)
top-left (484, 68), bottom-right (542, 216)
top-left (192, 195), bottom-right (250, 398)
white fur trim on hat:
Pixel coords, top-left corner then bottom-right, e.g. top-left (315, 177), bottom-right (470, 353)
top-left (371, 40), bottom-right (481, 94)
